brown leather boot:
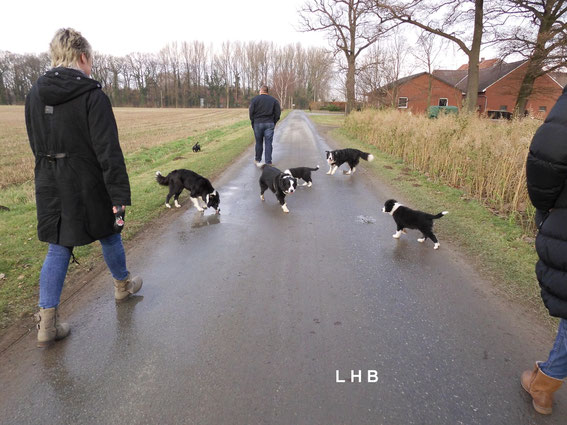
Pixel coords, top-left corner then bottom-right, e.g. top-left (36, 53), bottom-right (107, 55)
top-left (36, 307), bottom-right (71, 348)
top-left (521, 362), bottom-right (564, 414)
top-left (114, 273), bottom-right (143, 302)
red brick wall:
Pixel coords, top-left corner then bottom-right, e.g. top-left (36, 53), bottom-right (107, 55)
top-left (396, 74), bottom-right (463, 114)
top-left (483, 63), bottom-right (563, 118)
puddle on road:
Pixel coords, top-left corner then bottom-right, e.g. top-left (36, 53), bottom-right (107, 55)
top-left (190, 213), bottom-right (221, 229)
top-left (356, 215), bottom-right (376, 224)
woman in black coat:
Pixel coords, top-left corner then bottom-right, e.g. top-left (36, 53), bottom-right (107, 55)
top-left (521, 87), bottom-right (567, 414)
top-left (25, 28), bottom-right (142, 347)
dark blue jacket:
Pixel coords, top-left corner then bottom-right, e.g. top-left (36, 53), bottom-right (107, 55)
top-left (249, 94), bottom-right (281, 126)
top-left (527, 86), bottom-right (567, 319)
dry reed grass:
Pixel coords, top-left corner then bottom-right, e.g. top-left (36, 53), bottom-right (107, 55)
top-left (0, 106), bottom-right (247, 189)
top-left (345, 109), bottom-right (541, 232)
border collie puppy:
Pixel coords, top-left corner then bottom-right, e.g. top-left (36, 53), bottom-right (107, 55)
top-left (156, 169), bottom-right (220, 213)
top-left (326, 148), bottom-right (374, 175)
top-left (259, 165), bottom-right (298, 213)
top-left (192, 142), bottom-right (201, 152)
top-left (285, 165), bottom-right (319, 187)
top-left (382, 199), bottom-right (447, 249)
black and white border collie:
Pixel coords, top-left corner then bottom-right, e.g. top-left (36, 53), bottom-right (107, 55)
top-left (326, 148), bottom-right (374, 175)
top-left (382, 199), bottom-right (447, 249)
top-left (259, 165), bottom-right (298, 213)
top-left (156, 169), bottom-right (220, 213)
top-left (285, 165), bottom-right (319, 187)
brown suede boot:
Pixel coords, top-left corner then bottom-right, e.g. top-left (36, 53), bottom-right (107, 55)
top-left (114, 273), bottom-right (143, 302)
top-left (521, 362), bottom-right (564, 414)
top-left (36, 307), bottom-right (71, 348)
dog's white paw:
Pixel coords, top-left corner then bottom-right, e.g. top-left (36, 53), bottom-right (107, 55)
top-left (417, 238), bottom-right (425, 243)
top-left (307, 182), bottom-right (312, 187)
top-left (260, 194), bottom-right (265, 201)
top-left (174, 200), bottom-right (181, 208)
top-left (434, 243), bottom-right (440, 250)
top-left (326, 171), bottom-right (331, 175)
top-left (393, 234), bottom-right (401, 239)
top-left (282, 204), bottom-right (289, 213)
top-left (165, 203), bottom-right (171, 209)
top-left (196, 207), bottom-right (204, 212)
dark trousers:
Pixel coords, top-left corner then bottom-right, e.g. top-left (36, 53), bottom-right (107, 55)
top-left (253, 122), bottom-right (275, 164)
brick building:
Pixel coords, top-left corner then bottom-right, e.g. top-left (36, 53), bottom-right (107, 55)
top-left (367, 59), bottom-right (565, 118)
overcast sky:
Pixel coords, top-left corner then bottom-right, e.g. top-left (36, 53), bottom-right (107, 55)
top-left (2, 0), bottom-right (329, 55)
top-left (3, 0), bottom-right (474, 71)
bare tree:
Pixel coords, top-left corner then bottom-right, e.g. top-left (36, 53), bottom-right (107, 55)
top-left (412, 31), bottom-right (447, 107)
top-left (374, 0), bottom-right (499, 112)
top-left (299, 0), bottom-right (394, 113)
top-left (496, 0), bottom-right (567, 115)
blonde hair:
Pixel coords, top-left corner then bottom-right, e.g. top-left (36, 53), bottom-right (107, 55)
top-left (49, 28), bottom-right (92, 68)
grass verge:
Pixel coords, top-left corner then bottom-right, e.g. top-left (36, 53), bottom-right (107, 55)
top-left (0, 118), bottom-right (256, 331)
top-left (309, 113), bottom-right (550, 326)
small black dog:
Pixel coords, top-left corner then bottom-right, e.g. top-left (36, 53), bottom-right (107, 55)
top-left (259, 165), bottom-right (298, 213)
top-left (192, 142), bottom-right (201, 152)
top-left (326, 148), bottom-right (374, 175)
top-left (382, 199), bottom-right (447, 249)
top-left (156, 169), bottom-right (220, 213)
top-left (285, 165), bottom-right (319, 187)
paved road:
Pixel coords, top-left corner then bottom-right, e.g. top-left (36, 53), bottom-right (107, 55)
top-left (0, 110), bottom-right (564, 424)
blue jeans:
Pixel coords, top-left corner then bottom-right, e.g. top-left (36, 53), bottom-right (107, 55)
top-left (39, 233), bottom-right (129, 308)
top-left (540, 318), bottom-right (567, 379)
top-left (253, 122), bottom-right (275, 164)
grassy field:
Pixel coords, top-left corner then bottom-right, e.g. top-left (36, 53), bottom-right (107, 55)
top-left (309, 111), bottom-right (550, 324)
top-left (0, 107), bottom-right (252, 331)
top-left (0, 106), bottom-right (248, 189)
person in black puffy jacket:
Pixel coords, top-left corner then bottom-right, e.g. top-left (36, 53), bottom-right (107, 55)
top-left (521, 87), bottom-right (567, 414)
top-left (25, 28), bottom-right (143, 348)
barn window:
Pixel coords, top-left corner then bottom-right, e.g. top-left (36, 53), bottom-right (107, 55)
top-left (398, 97), bottom-right (408, 108)
top-left (438, 98), bottom-right (448, 106)
top-left (499, 105), bottom-right (508, 111)
top-left (539, 106), bottom-right (547, 112)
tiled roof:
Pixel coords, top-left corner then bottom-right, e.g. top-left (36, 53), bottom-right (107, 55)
top-left (432, 70), bottom-right (468, 88)
top-left (458, 58), bottom-right (501, 70)
top-left (378, 59), bottom-right (534, 94)
top-left (549, 71), bottom-right (567, 88)
top-left (455, 60), bottom-right (527, 92)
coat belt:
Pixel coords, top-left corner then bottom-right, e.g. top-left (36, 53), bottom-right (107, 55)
top-left (37, 153), bottom-right (68, 160)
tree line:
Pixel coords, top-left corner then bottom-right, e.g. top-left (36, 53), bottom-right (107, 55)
top-left (0, 41), bottom-right (335, 109)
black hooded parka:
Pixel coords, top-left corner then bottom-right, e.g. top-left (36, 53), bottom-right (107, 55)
top-left (527, 86), bottom-right (567, 319)
top-left (25, 67), bottom-right (130, 247)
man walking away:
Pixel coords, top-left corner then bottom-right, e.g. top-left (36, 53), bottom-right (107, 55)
top-left (249, 85), bottom-right (281, 166)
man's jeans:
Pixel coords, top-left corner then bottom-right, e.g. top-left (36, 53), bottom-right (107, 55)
top-left (253, 122), bottom-right (275, 164)
top-left (39, 233), bottom-right (129, 308)
top-left (540, 318), bottom-right (567, 379)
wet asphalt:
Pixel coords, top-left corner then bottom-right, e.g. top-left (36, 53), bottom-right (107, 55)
top-left (0, 110), bottom-right (565, 425)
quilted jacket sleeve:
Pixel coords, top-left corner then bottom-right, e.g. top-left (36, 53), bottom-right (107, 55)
top-left (526, 88), bottom-right (567, 212)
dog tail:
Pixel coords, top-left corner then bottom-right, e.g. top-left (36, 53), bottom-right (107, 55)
top-left (155, 171), bottom-right (170, 186)
top-left (360, 152), bottom-right (375, 162)
top-left (431, 211), bottom-right (449, 219)
top-left (309, 165), bottom-right (320, 171)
